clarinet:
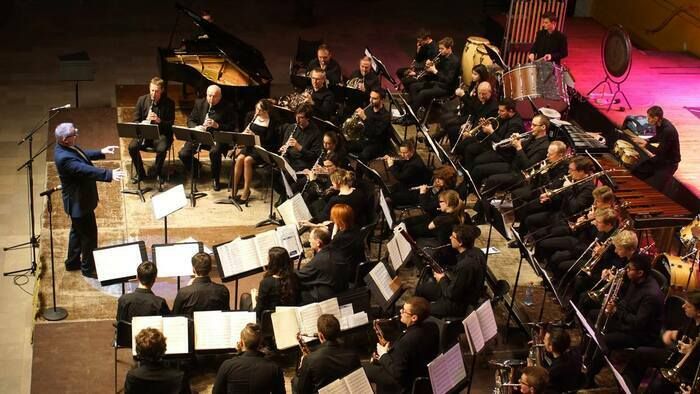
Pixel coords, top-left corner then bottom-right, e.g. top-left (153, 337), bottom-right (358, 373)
top-left (300, 150), bottom-right (327, 195)
top-left (280, 124), bottom-right (299, 156)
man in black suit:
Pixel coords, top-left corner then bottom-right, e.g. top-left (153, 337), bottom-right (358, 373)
top-left (125, 327), bottom-right (185, 394)
top-left (128, 77), bottom-right (175, 187)
top-left (172, 252), bottom-right (230, 318)
top-left (365, 296), bottom-right (440, 393)
top-left (178, 84), bottom-right (236, 191)
top-left (631, 105), bottom-right (681, 190)
top-left (386, 139), bottom-right (431, 206)
top-left (297, 227), bottom-right (339, 304)
top-left (54, 122), bottom-right (126, 278)
top-left (294, 314), bottom-right (361, 394)
top-left (542, 328), bottom-right (582, 393)
top-left (213, 323), bottom-right (285, 394)
top-left (116, 261), bottom-right (170, 323)
top-left (528, 11), bottom-right (568, 64)
top-left (308, 44), bottom-right (342, 86)
top-left (444, 81), bottom-right (499, 147)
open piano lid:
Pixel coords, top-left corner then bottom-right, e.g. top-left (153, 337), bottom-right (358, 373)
top-left (176, 3), bottom-right (273, 85)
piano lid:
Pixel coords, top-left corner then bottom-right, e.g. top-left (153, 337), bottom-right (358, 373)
top-left (176, 3), bottom-right (273, 85)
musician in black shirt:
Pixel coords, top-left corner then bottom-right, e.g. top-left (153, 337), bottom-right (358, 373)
top-left (347, 89), bottom-right (393, 161)
top-left (397, 28), bottom-right (438, 91)
top-left (125, 328), bottom-right (186, 394)
top-left (116, 261), bottom-right (170, 323)
top-left (445, 80), bottom-right (498, 147)
top-left (528, 11), bottom-right (568, 64)
top-left (172, 252), bottom-right (230, 318)
top-left (346, 56), bottom-right (380, 94)
top-left (407, 37), bottom-right (460, 115)
top-left (178, 84), bottom-right (237, 191)
top-left (128, 77), bottom-right (175, 186)
top-left (308, 44), bottom-right (342, 86)
top-left (297, 227), bottom-right (339, 304)
top-left (306, 68), bottom-right (336, 121)
top-left (385, 139), bottom-right (432, 206)
top-left (632, 105), bottom-right (681, 190)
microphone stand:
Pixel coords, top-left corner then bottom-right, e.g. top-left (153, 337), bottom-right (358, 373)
top-left (40, 185), bottom-right (68, 321)
top-left (4, 108), bottom-right (64, 277)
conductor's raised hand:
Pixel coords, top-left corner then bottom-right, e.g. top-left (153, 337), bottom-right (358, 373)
top-left (101, 145), bottom-right (119, 155)
top-left (112, 168), bottom-right (127, 181)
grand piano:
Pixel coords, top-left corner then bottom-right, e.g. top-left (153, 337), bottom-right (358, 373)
top-left (158, 4), bottom-right (272, 126)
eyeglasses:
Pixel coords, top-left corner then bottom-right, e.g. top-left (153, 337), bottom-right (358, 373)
top-left (400, 307), bottom-right (414, 316)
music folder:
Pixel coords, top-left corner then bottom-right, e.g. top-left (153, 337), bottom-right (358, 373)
top-left (253, 145), bottom-right (297, 181)
top-left (193, 310), bottom-right (256, 351)
top-left (93, 241), bottom-right (148, 286)
top-left (172, 125), bottom-right (215, 146)
top-left (116, 122), bottom-right (160, 140)
top-left (213, 131), bottom-right (259, 147)
top-left (318, 368), bottom-right (373, 394)
top-left (364, 261), bottom-right (403, 311)
top-left (461, 300), bottom-right (498, 354)
top-left (428, 342), bottom-right (468, 394)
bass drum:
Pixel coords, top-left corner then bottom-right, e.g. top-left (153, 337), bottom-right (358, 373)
top-left (462, 36), bottom-right (491, 86)
top-left (654, 253), bottom-right (700, 291)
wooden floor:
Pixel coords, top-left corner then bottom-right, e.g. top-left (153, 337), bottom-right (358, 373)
top-left (563, 18), bottom-right (700, 199)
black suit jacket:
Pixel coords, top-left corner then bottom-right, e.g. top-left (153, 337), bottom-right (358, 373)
top-left (378, 321), bottom-right (440, 390)
top-left (609, 274), bottom-right (664, 341)
top-left (294, 340), bottom-right (361, 394)
top-left (280, 122), bottom-right (323, 171)
top-left (54, 143), bottom-right (112, 218)
top-left (172, 277), bottom-right (230, 318)
top-left (133, 94), bottom-right (176, 138)
top-left (124, 361), bottom-right (184, 394)
top-left (492, 114), bottom-right (525, 142)
top-left (186, 98), bottom-right (236, 132)
top-left (389, 154), bottom-right (431, 188)
top-left (116, 288), bottom-right (171, 323)
top-left (436, 247), bottom-right (487, 315)
top-left (297, 247), bottom-right (338, 304)
top-left (212, 350), bottom-right (285, 394)
top-left (310, 87), bottom-right (336, 121)
top-left (512, 135), bottom-right (549, 171)
top-left (547, 350), bottom-right (582, 393)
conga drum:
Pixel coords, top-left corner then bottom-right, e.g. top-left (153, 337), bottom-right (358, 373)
top-left (462, 36), bottom-right (491, 85)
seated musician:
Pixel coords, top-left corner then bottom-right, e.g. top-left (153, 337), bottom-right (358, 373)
top-left (409, 189), bottom-right (470, 247)
top-left (472, 113), bottom-right (551, 189)
top-left (172, 252), bottom-right (230, 318)
top-left (297, 227), bottom-right (339, 304)
top-left (125, 328), bottom-right (186, 394)
top-left (255, 247), bottom-right (300, 319)
top-left (273, 103), bottom-right (323, 206)
top-left (385, 139), bottom-right (432, 206)
top-left (623, 291), bottom-right (700, 393)
top-left (405, 36), bottom-right (459, 119)
top-left (321, 130), bottom-right (349, 167)
top-left (116, 261), bottom-right (170, 323)
top-left (443, 79), bottom-right (498, 147)
top-left (346, 89), bottom-right (393, 162)
top-left (305, 68), bottom-right (337, 121)
top-left (314, 169), bottom-right (368, 226)
top-left (327, 204), bottom-right (367, 287)
top-left (178, 84), bottom-right (237, 191)
top-left (128, 77), bottom-right (175, 187)
top-left (583, 253), bottom-right (664, 387)
top-left (212, 323), bottom-right (285, 394)
top-left (527, 11), bottom-right (568, 64)
top-left (415, 224), bottom-right (486, 317)
top-left (540, 327), bottom-right (583, 393)
top-left (403, 166), bottom-right (458, 238)
top-left (231, 98), bottom-right (279, 204)
top-left (346, 56), bottom-right (380, 94)
top-left (519, 366), bottom-right (550, 394)
top-left (459, 98), bottom-right (525, 172)
top-left (631, 105), bottom-right (681, 191)
top-left (364, 296), bottom-right (440, 394)
top-left (308, 44), bottom-right (342, 87)
top-left (397, 28), bottom-right (438, 91)
top-left (302, 152), bottom-right (342, 211)
top-left (293, 314), bottom-right (362, 394)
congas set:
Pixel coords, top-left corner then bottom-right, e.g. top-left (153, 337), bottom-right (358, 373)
top-left (462, 36), bottom-right (493, 85)
top-left (614, 139), bottom-right (640, 166)
top-left (654, 253), bottom-right (700, 291)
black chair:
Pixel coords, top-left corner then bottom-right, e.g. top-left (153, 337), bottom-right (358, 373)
top-left (663, 295), bottom-right (687, 331)
top-left (441, 316), bottom-right (468, 352)
top-left (650, 268), bottom-right (670, 296)
top-left (359, 221), bottom-right (378, 255)
top-left (113, 320), bottom-right (133, 394)
top-left (411, 376), bottom-right (432, 394)
top-left (337, 287), bottom-right (371, 315)
top-left (354, 260), bottom-right (379, 288)
top-left (260, 309), bottom-right (276, 348)
top-left (425, 316), bottom-right (446, 351)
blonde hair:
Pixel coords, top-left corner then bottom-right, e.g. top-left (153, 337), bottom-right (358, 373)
top-left (612, 230), bottom-right (638, 251)
top-left (439, 190), bottom-right (466, 222)
top-left (594, 207), bottom-right (617, 226)
top-left (592, 186), bottom-right (615, 205)
top-left (330, 168), bottom-right (355, 187)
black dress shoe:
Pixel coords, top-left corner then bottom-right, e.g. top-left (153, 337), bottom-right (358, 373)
top-left (156, 175), bottom-right (164, 192)
top-left (212, 180), bottom-right (220, 191)
top-left (81, 269), bottom-right (98, 279)
top-left (65, 263), bottom-right (81, 272)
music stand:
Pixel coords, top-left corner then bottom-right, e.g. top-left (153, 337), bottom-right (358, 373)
top-left (252, 146), bottom-right (290, 227)
top-left (395, 94), bottom-right (419, 140)
top-left (117, 122), bottom-right (159, 202)
top-left (365, 47), bottom-right (398, 88)
top-left (173, 126), bottom-right (212, 207)
top-left (213, 132), bottom-right (257, 211)
top-left (40, 185), bottom-right (68, 321)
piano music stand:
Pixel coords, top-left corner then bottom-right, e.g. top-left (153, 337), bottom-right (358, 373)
top-left (173, 126), bottom-right (211, 207)
top-left (214, 132), bottom-right (258, 211)
top-left (253, 146), bottom-right (285, 227)
top-left (117, 122), bottom-right (158, 202)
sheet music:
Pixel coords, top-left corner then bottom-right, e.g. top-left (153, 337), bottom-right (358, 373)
top-left (277, 194), bottom-right (312, 226)
top-left (151, 184), bottom-right (188, 220)
top-left (394, 224), bottom-right (412, 264)
top-left (271, 307), bottom-right (301, 350)
top-left (570, 301), bottom-right (601, 347)
top-left (180, 236), bottom-right (212, 254)
top-left (605, 355), bottom-right (632, 394)
top-left (232, 237), bottom-right (264, 275)
top-left (476, 301), bottom-right (498, 342)
top-left (368, 263), bottom-right (395, 302)
top-left (194, 310), bottom-right (231, 350)
top-left (162, 316), bottom-right (189, 354)
top-left (297, 303), bottom-right (322, 336)
top-left (318, 379), bottom-right (348, 394)
top-left (340, 303), bottom-right (354, 318)
top-left (463, 312), bottom-right (484, 353)
top-left (343, 368), bottom-right (373, 394)
top-left (154, 243), bottom-right (200, 278)
top-left (428, 343), bottom-right (467, 394)
top-left (131, 316), bottom-right (163, 355)
top-left (347, 312), bottom-right (368, 329)
top-left (276, 224), bottom-right (303, 258)
top-left (226, 311), bottom-right (256, 349)
top-left (386, 237), bottom-right (402, 272)
top-left (93, 242), bottom-right (144, 283)
top-left (379, 189), bottom-right (393, 229)
top-left (281, 170), bottom-right (294, 197)
top-left (319, 298), bottom-right (341, 320)
top-left (215, 241), bottom-right (239, 279)
top-left (253, 229), bottom-right (280, 263)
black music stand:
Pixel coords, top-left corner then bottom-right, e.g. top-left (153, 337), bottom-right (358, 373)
top-left (253, 146), bottom-right (289, 227)
top-left (395, 94), bottom-right (418, 140)
top-left (117, 122), bottom-right (159, 202)
top-left (213, 132), bottom-right (256, 211)
top-left (173, 126), bottom-right (211, 207)
top-left (364, 47), bottom-right (398, 88)
top-left (41, 186), bottom-right (68, 321)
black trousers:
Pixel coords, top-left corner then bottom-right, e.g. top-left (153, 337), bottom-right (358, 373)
top-left (347, 140), bottom-right (388, 162)
top-left (623, 344), bottom-right (673, 394)
top-left (408, 81), bottom-right (448, 112)
top-left (363, 362), bottom-right (402, 394)
top-left (66, 211), bottom-right (98, 273)
top-left (178, 141), bottom-right (230, 182)
top-left (128, 135), bottom-right (172, 177)
top-left (471, 162), bottom-right (510, 188)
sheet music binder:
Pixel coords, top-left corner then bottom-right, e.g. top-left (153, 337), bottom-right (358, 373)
top-left (93, 241), bottom-right (148, 286)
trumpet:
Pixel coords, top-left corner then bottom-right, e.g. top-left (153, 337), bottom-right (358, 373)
top-left (580, 220), bottom-right (631, 276)
top-left (662, 334), bottom-right (699, 384)
top-left (462, 117), bottom-right (499, 139)
top-left (416, 53), bottom-right (441, 79)
top-left (491, 130), bottom-right (535, 150)
top-left (521, 153), bottom-right (571, 181)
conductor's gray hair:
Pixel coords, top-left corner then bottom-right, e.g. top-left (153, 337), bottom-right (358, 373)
top-left (55, 122), bottom-right (75, 140)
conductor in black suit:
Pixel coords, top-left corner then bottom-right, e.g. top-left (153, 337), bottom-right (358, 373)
top-left (178, 84), bottom-right (237, 191)
top-left (128, 77), bottom-right (175, 186)
top-left (54, 122), bottom-right (126, 278)
top-left (172, 252), bottom-right (230, 318)
top-left (213, 323), bottom-right (285, 394)
top-left (293, 314), bottom-right (362, 394)
top-left (125, 327), bottom-right (186, 394)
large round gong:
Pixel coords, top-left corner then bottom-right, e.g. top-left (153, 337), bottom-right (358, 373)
top-left (602, 25), bottom-right (632, 82)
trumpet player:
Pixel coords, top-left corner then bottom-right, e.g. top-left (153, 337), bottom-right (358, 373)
top-left (396, 28), bottom-right (438, 90)
top-left (385, 139), bottom-right (432, 206)
top-left (583, 255), bottom-right (663, 387)
top-left (623, 291), bottom-right (700, 393)
top-left (308, 44), bottom-right (342, 87)
top-left (405, 37), bottom-right (460, 119)
top-left (346, 89), bottom-right (392, 162)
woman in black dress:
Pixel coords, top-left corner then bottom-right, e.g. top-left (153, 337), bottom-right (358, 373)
top-left (319, 168), bottom-right (368, 226)
top-left (255, 246), bottom-right (299, 319)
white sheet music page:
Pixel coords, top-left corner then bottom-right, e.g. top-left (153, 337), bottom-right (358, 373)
top-left (231, 237), bottom-right (263, 275)
top-left (343, 368), bottom-right (373, 394)
top-left (605, 355), bottom-right (632, 394)
top-left (151, 184), bottom-right (188, 220)
top-left (290, 193), bottom-right (313, 223)
top-left (154, 243), bottom-right (200, 278)
top-left (297, 303), bottom-right (322, 336)
top-left (570, 301), bottom-right (601, 347)
top-left (386, 237), bottom-right (402, 272)
top-left (131, 316), bottom-right (163, 355)
top-left (462, 312), bottom-right (485, 353)
top-left (368, 263), bottom-right (394, 302)
top-left (94, 243), bottom-right (144, 283)
top-left (393, 223), bottom-right (413, 264)
top-left (253, 230), bottom-right (280, 265)
top-left (379, 189), bottom-right (393, 229)
top-left (226, 311), bottom-right (256, 347)
top-left (428, 343), bottom-right (466, 394)
top-left (271, 307), bottom-right (301, 350)
top-left (215, 241), bottom-right (239, 279)
top-left (318, 298), bottom-right (341, 320)
top-left (476, 301), bottom-right (498, 342)
top-left (194, 311), bottom-right (232, 350)
top-left (162, 316), bottom-right (189, 355)
top-left (317, 379), bottom-right (348, 394)
top-left (276, 224), bottom-right (303, 258)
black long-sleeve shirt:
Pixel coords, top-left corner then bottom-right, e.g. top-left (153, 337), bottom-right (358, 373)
top-left (530, 29), bottom-right (568, 64)
top-left (172, 276), bottom-right (230, 318)
top-left (213, 350), bottom-right (285, 394)
top-left (431, 53), bottom-right (460, 91)
top-left (415, 41), bottom-right (438, 67)
top-left (347, 69), bottom-right (380, 93)
top-left (133, 94), bottom-right (175, 138)
top-left (609, 273), bottom-right (664, 341)
top-left (647, 118), bottom-right (681, 165)
top-left (362, 106), bottom-right (392, 146)
top-left (187, 98), bottom-right (236, 132)
top-left (512, 135), bottom-right (549, 171)
top-left (389, 154), bottom-right (430, 188)
top-left (437, 247), bottom-right (487, 314)
top-left (280, 122), bottom-right (323, 171)
top-left (308, 58), bottom-right (343, 86)
top-left (116, 288), bottom-right (171, 323)
top-left (310, 87), bottom-right (336, 121)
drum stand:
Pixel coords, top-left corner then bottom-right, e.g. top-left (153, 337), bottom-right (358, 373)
top-left (684, 247), bottom-right (699, 292)
top-left (586, 75), bottom-right (632, 112)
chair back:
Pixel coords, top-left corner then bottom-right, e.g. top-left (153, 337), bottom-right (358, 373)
top-left (354, 260), bottom-right (379, 287)
top-left (114, 320), bottom-right (133, 349)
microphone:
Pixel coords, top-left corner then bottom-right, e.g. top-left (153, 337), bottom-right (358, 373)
top-left (49, 104), bottom-right (71, 112)
top-left (40, 184), bottom-right (62, 196)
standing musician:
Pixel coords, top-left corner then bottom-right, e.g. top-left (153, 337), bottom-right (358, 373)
top-left (444, 80), bottom-right (498, 147)
top-left (364, 297), bottom-right (440, 393)
top-left (623, 291), bottom-right (700, 393)
top-left (406, 37), bottom-right (460, 117)
top-left (178, 84), bottom-right (237, 191)
top-left (346, 89), bottom-right (393, 162)
top-left (385, 139), bottom-right (432, 206)
top-left (304, 68), bottom-right (337, 121)
top-left (415, 224), bottom-right (486, 317)
top-left (397, 28), bottom-right (438, 91)
top-left (293, 314), bottom-right (361, 394)
top-left (527, 11), bottom-right (568, 64)
top-left (583, 254), bottom-right (664, 387)
top-left (346, 56), bottom-right (380, 94)
top-left (128, 77), bottom-right (175, 187)
top-left (308, 44), bottom-right (342, 87)
top-left (631, 105), bottom-right (681, 191)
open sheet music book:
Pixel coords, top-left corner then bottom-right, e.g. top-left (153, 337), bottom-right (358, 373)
top-left (365, 262), bottom-right (402, 308)
top-left (462, 300), bottom-right (498, 354)
top-left (318, 368), bottom-right (373, 394)
top-left (276, 193), bottom-right (312, 227)
top-left (378, 189), bottom-right (393, 229)
top-left (214, 224), bottom-right (303, 280)
top-left (386, 223), bottom-right (412, 271)
top-left (428, 343), bottom-right (467, 394)
top-left (93, 241), bottom-right (147, 285)
top-left (193, 310), bottom-right (256, 351)
top-left (153, 242), bottom-right (202, 278)
top-left (131, 316), bottom-right (189, 356)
